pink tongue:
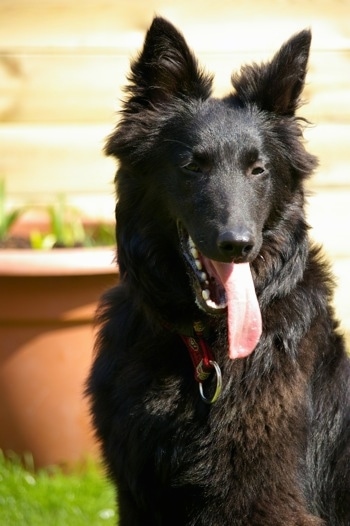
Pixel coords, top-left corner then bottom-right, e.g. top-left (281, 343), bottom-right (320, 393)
top-left (211, 261), bottom-right (262, 359)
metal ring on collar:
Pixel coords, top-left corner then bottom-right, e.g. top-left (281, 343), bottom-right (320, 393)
top-left (198, 360), bottom-right (222, 404)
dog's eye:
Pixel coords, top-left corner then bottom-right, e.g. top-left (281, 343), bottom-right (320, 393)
top-left (250, 164), bottom-right (266, 176)
top-left (182, 162), bottom-right (202, 174)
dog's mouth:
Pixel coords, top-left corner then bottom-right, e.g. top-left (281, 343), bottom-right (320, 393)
top-left (181, 233), bottom-right (228, 314)
top-left (179, 224), bottom-right (262, 359)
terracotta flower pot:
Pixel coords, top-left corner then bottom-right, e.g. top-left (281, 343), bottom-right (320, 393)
top-left (0, 247), bottom-right (118, 468)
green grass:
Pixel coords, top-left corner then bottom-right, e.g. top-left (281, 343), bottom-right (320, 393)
top-left (0, 452), bottom-right (117, 526)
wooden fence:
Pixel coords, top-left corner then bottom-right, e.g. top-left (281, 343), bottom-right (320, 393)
top-left (1, 0), bottom-right (350, 330)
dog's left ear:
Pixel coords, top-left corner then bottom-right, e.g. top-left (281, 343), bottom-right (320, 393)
top-left (231, 30), bottom-right (312, 116)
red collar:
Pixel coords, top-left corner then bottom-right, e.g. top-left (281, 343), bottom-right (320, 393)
top-left (178, 321), bottom-right (222, 404)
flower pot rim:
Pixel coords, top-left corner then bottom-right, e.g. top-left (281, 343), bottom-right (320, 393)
top-left (0, 246), bottom-right (117, 276)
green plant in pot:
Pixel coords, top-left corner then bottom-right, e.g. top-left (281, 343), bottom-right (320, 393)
top-left (0, 181), bottom-right (115, 249)
top-left (0, 180), bottom-right (28, 247)
top-left (29, 195), bottom-right (115, 249)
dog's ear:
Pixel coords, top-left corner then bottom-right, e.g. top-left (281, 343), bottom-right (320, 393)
top-left (124, 17), bottom-right (212, 109)
top-left (231, 30), bottom-right (312, 116)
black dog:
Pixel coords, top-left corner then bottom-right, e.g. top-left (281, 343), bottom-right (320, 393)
top-left (87, 17), bottom-right (350, 525)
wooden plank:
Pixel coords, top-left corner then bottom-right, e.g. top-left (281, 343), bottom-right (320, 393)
top-left (0, 1), bottom-right (147, 50)
top-left (305, 125), bottom-right (350, 188)
top-left (1, 123), bottom-right (350, 190)
top-left (0, 124), bottom-right (349, 193)
top-left (1, 0), bottom-right (350, 51)
top-left (332, 258), bottom-right (350, 332)
top-left (307, 190), bottom-right (350, 257)
top-left (0, 123), bottom-right (116, 219)
top-left (1, 50), bottom-right (350, 123)
top-left (1, 123), bottom-right (350, 251)
top-left (0, 123), bottom-right (114, 193)
top-left (0, 53), bottom-right (130, 123)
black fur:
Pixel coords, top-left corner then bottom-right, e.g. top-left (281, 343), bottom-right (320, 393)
top-left (87, 17), bottom-right (350, 525)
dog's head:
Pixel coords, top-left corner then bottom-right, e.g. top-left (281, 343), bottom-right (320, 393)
top-left (106, 18), bottom-right (317, 358)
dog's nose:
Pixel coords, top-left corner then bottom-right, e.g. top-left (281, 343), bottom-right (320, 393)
top-left (217, 229), bottom-right (255, 262)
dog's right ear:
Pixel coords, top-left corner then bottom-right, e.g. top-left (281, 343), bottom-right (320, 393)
top-left (123, 17), bottom-right (213, 110)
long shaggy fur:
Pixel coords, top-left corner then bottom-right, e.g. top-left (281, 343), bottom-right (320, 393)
top-left (87, 17), bottom-right (350, 525)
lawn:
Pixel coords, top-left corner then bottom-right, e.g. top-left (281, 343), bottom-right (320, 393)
top-left (0, 452), bottom-right (117, 525)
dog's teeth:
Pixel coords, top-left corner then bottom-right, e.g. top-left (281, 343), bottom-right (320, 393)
top-left (202, 289), bottom-right (210, 301)
top-left (206, 299), bottom-right (219, 309)
top-left (190, 247), bottom-right (199, 259)
top-left (188, 237), bottom-right (195, 248)
top-left (195, 259), bottom-right (202, 270)
top-left (200, 272), bottom-right (207, 282)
